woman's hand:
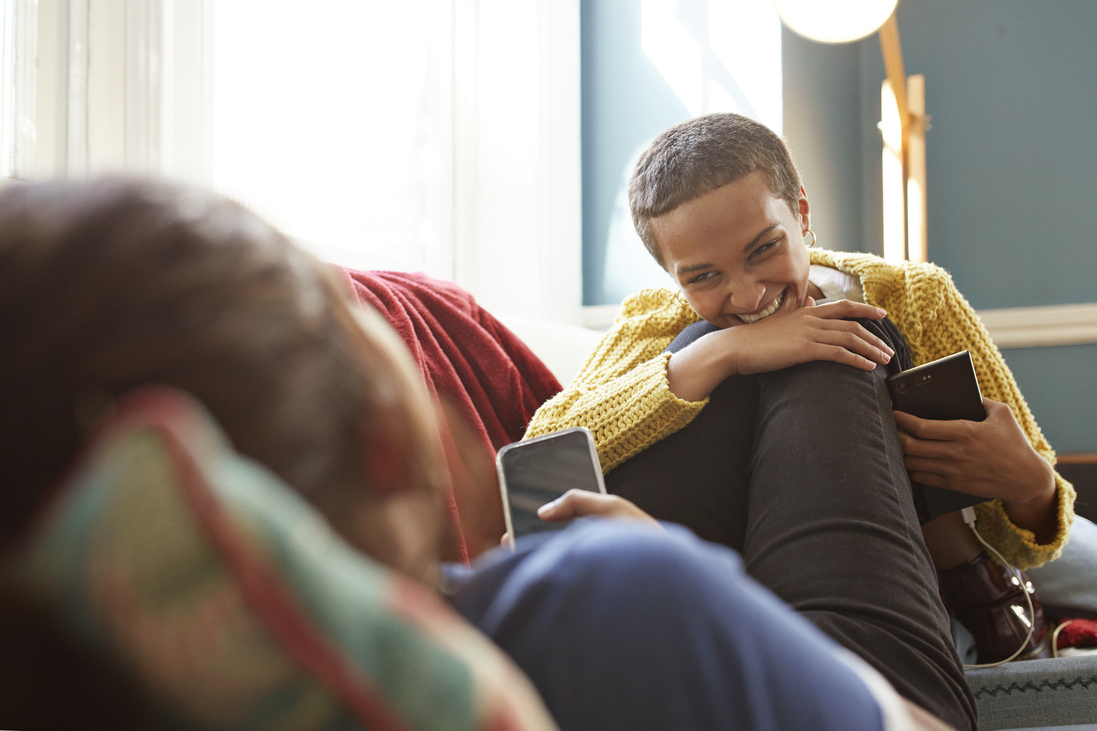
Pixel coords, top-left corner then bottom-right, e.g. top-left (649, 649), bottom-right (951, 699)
top-left (539, 490), bottom-right (663, 528)
top-left (894, 397), bottom-right (1058, 541)
top-left (500, 491), bottom-right (662, 547)
top-left (667, 298), bottom-right (895, 402)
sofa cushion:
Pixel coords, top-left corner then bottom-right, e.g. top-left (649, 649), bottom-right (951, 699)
top-left (1028, 515), bottom-right (1097, 618)
top-left (966, 656), bottom-right (1097, 730)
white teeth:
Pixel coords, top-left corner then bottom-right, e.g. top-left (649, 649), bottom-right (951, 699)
top-left (738, 291), bottom-right (784, 324)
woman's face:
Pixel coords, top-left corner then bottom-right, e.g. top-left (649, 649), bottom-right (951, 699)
top-left (650, 171), bottom-right (817, 328)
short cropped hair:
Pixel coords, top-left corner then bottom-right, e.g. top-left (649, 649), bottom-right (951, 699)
top-left (629, 113), bottom-right (802, 268)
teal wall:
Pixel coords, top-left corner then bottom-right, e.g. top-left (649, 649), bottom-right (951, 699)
top-left (581, 0), bottom-right (687, 305)
top-left (582, 0), bottom-right (1097, 452)
top-left (781, 33), bottom-right (864, 254)
top-left (855, 0), bottom-right (1097, 453)
top-left (858, 0), bottom-right (1097, 310)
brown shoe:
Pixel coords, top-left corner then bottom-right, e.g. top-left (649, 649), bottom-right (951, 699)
top-left (937, 551), bottom-right (1050, 664)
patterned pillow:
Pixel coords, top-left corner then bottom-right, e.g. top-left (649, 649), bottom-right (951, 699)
top-left (9, 386), bottom-right (556, 731)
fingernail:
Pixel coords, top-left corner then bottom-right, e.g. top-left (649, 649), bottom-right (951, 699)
top-left (877, 307), bottom-right (887, 317)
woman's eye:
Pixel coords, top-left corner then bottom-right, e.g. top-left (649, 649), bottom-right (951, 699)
top-left (688, 271), bottom-right (717, 285)
top-left (750, 239), bottom-right (779, 259)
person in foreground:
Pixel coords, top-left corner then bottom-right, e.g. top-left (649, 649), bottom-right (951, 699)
top-left (524, 113), bottom-right (1077, 731)
top-left (0, 178), bottom-right (953, 730)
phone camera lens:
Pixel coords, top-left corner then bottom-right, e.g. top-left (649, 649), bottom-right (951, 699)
top-left (896, 380), bottom-right (910, 392)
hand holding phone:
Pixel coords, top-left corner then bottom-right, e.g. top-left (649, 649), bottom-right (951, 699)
top-left (894, 398), bottom-right (1057, 521)
top-left (497, 427), bottom-right (607, 549)
top-left (887, 351), bottom-right (987, 522)
top-left (535, 489), bottom-right (660, 525)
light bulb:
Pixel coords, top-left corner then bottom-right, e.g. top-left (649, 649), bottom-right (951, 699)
top-left (772, 0), bottom-right (899, 44)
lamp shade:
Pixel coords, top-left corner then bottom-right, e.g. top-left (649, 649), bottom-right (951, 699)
top-left (772, 0), bottom-right (898, 43)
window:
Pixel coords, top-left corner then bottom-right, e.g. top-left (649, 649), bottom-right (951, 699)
top-left (5, 0), bottom-right (582, 324)
top-left (0, 0), bottom-right (34, 182)
top-left (212, 0), bottom-right (454, 276)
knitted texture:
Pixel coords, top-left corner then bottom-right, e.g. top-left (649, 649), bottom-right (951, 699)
top-left (524, 249), bottom-right (1074, 569)
top-left (523, 287), bottom-right (704, 473)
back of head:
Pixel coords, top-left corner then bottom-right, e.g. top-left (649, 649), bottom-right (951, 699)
top-left (629, 112), bottom-right (802, 267)
top-left (0, 178), bottom-right (415, 546)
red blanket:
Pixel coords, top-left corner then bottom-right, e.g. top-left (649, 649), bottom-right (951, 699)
top-left (339, 268), bottom-right (562, 562)
top-left (1056, 618), bottom-right (1097, 650)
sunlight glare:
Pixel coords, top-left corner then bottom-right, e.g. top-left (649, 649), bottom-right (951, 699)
top-left (213, 0), bottom-right (448, 269)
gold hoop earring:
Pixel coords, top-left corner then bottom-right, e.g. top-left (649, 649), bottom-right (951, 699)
top-left (804, 229), bottom-right (817, 248)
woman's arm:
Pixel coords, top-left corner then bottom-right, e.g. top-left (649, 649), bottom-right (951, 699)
top-left (523, 288), bottom-right (708, 473)
top-left (667, 298), bottom-right (894, 402)
top-left (894, 400), bottom-right (1058, 543)
top-left (527, 290), bottom-right (895, 472)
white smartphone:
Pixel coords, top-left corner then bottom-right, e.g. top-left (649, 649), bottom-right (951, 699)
top-left (496, 426), bottom-right (607, 549)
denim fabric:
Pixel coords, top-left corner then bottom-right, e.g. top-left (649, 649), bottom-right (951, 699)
top-left (449, 521), bottom-right (885, 731)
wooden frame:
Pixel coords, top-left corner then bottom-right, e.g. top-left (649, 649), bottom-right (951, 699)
top-left (878, 14), bottom-right (928, 263)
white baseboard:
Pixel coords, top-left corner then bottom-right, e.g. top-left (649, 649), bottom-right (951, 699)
top-left (977, 302), bottom-right (1097, 349)
top-left (582, 301), bottom-right (1097, 348)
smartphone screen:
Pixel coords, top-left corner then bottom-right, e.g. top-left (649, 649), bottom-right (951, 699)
top-left (497, 427), bottom-right (606, 544)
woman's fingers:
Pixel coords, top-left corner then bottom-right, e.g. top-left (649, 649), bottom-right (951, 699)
top-left (500, 492), bottom-right (662, 548)
top-left (807, 320), bottom-right (895, 368)
top-left (894, 409), bottom-right (978, 443)
top-left (716, 299), bottom-right (896, 378)
top-left (893, 398), bottom-right (1056, 507)
top-left (810, 299), bottom-right (888, 321)
top-left (536, 489), bottom-right (662, 528)
top-left (807, 343), bottom-right (878, 371)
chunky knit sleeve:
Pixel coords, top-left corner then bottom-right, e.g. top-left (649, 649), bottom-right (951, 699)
top-left (850, 255), bottom-right (1076, 569)
top-left (523, 289), bottom-right (705, 473)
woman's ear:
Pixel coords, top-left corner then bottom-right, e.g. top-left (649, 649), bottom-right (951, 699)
top-left (797, 185), bottom-right (811, 233)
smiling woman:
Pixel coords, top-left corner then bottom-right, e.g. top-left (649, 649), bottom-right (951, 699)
top-left (524, 112), bottom-right (1076, 731)
top-left (645, 171), bottom-right (894, 402)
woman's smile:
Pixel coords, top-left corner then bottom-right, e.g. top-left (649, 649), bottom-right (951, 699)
top-left (735, 287), bottom-right (786, 324)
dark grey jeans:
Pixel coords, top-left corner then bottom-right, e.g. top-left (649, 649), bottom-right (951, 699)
top-left (605, 317), bottom-right (978, 731)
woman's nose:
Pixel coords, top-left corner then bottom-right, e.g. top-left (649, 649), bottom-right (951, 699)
top-left (728, 281), bottom-right (766, 311)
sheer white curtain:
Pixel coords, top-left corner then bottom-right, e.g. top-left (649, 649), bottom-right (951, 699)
top-left (210, 0), bottom-right (581, 322)
top-left (212, 0), bottom-right (454, 276)
top-left (12, 0), bottom-right (582, 324)
top-left (0, 0), bottom-right (35, 182)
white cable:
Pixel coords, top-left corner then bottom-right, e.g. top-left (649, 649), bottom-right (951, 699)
top-left (1051, 620), bottom-right (1075, 660)
top-left (958, 507), bottom-right (1039, 669)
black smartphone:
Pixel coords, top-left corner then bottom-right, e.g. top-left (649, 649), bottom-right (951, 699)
top-left (496, 427), bottom-right (606, 549)
top-left (886, 350), bottom-right (987, 523)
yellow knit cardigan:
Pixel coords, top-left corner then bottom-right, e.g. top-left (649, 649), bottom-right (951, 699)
top-left (525, 249), bottom-right (1075, 568)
